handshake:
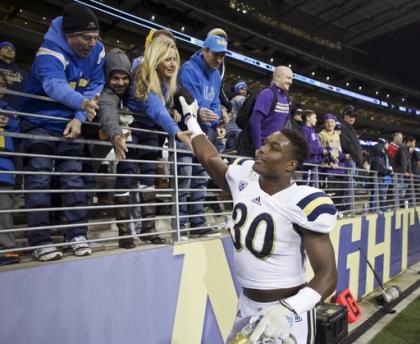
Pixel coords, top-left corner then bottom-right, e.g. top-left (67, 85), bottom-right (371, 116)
top-left (174, 88), bottom-right (219, 126)
top-left (174, 88), bottom-right (199, 125)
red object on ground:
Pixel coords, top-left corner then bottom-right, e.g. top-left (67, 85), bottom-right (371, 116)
top-left (335, 288), bottom-right (362, 323)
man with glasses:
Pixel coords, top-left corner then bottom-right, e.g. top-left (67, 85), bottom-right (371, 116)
top-left (20, 3), bottom-right (105, 261)
top-left (175, 35), bottom-right (227, 237)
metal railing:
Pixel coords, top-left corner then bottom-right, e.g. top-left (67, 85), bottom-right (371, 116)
top-left (0, 89), bottom-right (419, 261)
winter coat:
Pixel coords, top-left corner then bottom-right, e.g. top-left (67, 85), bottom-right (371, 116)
top-left (20, 17), bottom-right (105, 134)
top-left (97, 48), bottom-right (132, 140)
top-left (339, 120), bottom-right (363, 168)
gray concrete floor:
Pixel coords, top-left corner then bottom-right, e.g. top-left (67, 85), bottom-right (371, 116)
top-left (351, 261), bottom-right (420, 344)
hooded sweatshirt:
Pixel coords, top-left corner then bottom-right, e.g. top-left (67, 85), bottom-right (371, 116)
top-left (99, 48), bottom-right (180, 138)
top-left (97, 48), bottom-right (132, 140)
top-left (178, 50), bottom-right (222, 129)
top-left (20, 17), bottom-right (105, 134)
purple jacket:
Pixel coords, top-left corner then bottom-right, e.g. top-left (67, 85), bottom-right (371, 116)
top-left (249, 85), bottom-right (290, 149)
top-left (300, 125), bottom-right (324, 165)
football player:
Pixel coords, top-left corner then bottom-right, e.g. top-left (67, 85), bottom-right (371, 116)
top-left (175, 92), bottom-right (337, 344)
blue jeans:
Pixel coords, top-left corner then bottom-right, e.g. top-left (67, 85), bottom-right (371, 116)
top-left (115, 127), bottom-right (160, 190)
top-left (207, 126), bottom-right (225, 153)
top-left (343, 160), bottom-right (357, 211)
top-left (23, 126), bottom-right (87, 246)
top-left (369, 177), bottom-right (390, 211)
top-left (225, 122), bottom-right (241, 152)
top-left (171, 140), bottom-right (208, 228)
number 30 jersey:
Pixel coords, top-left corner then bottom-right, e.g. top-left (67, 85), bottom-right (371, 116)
top-left (226, 159), bottom-right (337, 290)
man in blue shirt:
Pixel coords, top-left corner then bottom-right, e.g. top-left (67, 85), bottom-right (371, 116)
top-left (176, 35), bottom-right (226, 237)
top-left (20, 3), bottom-right (105, 261)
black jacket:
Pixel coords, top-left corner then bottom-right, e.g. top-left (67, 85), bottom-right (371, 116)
top-left (370, 144), bottom-right (392, 176)
top-left (393, 144), bottom-right (412, 174)
top-left (340, 121), bottom-right (363, 168)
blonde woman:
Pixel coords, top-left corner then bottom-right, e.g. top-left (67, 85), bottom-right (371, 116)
top-left (113, 36), bottom-right (190, 245)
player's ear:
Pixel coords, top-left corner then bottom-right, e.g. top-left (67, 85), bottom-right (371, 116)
top-left (286, 159), bottom-right (298, 172)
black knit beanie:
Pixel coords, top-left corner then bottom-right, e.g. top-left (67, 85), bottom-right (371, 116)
top-left (62, 3), bottom-right (100, 35)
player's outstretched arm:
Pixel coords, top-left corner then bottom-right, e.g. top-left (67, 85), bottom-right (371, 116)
top-left (178, 96), bottom-right (229, 190)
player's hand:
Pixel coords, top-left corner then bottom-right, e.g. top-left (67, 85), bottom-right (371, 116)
top-left (112, 131), bottom-right (130, 161)
top-left (179, 96), bottom-right (199, 124)
top-left (81, 93), bottom-right (100, 121)
top-left (0, 114), bottom-right (9, 127)
top-left (198, 107), bottom-right (218, 124)
top-left (249, 303), bottom-right (295, 344)
top-left (176, 130), bottom-right (193, 151)
top-left (63, 119), bottom-right (82, 139)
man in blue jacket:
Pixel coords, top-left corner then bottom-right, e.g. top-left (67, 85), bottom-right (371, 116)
top-left (20, 3), bottom-right (105, 261)
top-left (176, 35), bottom-right (226, 237)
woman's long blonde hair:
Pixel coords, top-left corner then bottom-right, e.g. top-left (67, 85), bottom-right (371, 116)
top-left (135, 36), bottom-right (179, 103)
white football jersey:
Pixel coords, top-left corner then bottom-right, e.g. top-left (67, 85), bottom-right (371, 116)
top-left (226, 159), bottom-right (337, 289)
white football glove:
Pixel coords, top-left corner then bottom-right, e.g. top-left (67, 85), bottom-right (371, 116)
top-left (178, 96), bottom-right (198, 124)
top-left (249, 303), bottom-right (296, 344)
top-left (178, 96), bottom-right (204, 139)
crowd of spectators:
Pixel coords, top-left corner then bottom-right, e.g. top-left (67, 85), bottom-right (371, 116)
top-left (0, 3), bottom-right (419, 265)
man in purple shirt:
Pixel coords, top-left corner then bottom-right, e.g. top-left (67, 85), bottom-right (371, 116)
top-left (299, 110), bottom-right (327, 185)
top-left (249, 66), bottom-right (292, 151)
top-left (300, 110), bottom-right (326, 165)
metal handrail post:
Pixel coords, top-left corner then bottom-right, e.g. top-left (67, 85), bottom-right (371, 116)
top-left (314, 165), bottom-right (320, 189)
top-left (410, 175), bottom-right (416, 208)
top-left (373, 172), bottom-right (380, 212)
top-left (170, 137), bottom-right (181, 242)
top-left (349, 167), bottom-right (356, 216)
top-left (393, 174), bottom-right (399, 211)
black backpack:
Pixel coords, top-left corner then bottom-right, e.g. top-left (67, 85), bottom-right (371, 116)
top-left (235, 87), bottom-right (277, 129)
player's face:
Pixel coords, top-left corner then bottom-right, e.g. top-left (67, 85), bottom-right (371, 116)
top-left (253, 132), bottom-right (297, 178)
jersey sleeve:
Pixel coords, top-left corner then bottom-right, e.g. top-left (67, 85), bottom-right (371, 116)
top-left (226, 158), bottom-right (254, 199)
top-left (293, 188), bottom-right (338, 233)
